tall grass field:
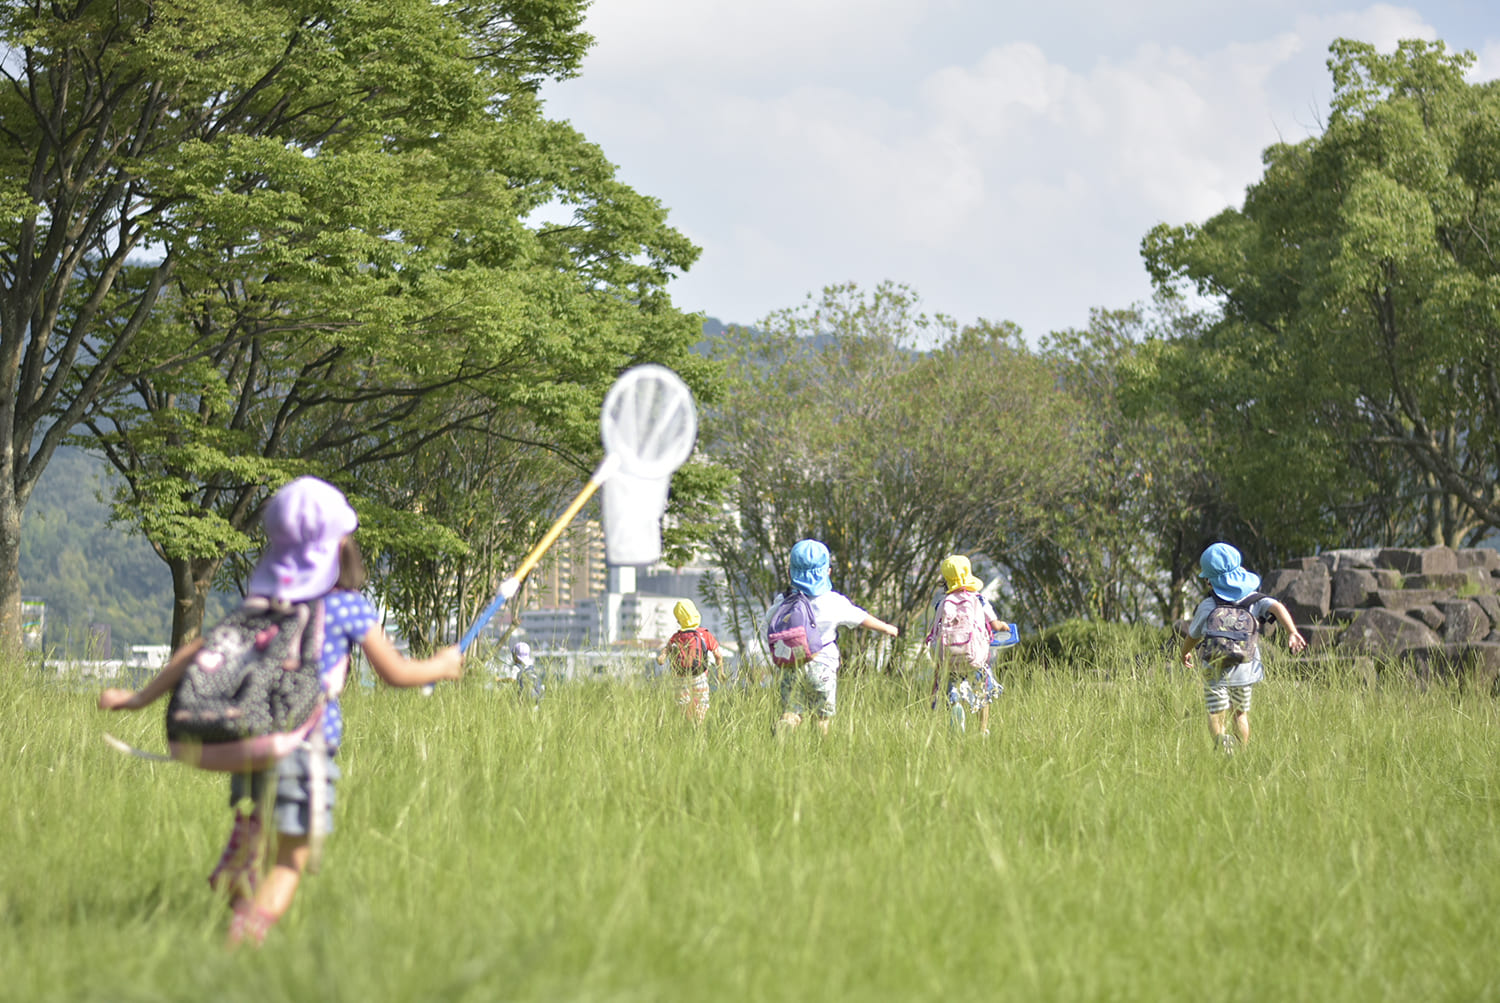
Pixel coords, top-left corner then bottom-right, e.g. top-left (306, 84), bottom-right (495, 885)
top-left (3, 644), bottom-right (1497, 1002)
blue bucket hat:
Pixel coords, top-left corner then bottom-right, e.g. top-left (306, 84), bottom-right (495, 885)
top-left (789, 539), bottom-right (831, 597)
top-left (1199, 542), bottom-right (1260, 602)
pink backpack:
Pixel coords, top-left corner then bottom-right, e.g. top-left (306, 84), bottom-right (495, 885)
top-left (927, 591), bottom-right (990, 670)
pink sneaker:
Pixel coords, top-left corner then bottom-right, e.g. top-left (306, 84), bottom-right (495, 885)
top-left (208, 811), bottom-right (263, 900)
top-left (227, 898), bottom-right (277, 948)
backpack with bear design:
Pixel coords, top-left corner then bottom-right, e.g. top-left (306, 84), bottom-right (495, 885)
top-left (164, 597), bottom-right (326, 771)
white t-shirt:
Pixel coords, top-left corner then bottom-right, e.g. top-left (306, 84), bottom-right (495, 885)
top-left (765, 590), bottom-right (870, 670)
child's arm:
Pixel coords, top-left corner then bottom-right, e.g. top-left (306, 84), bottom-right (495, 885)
top-left (98, 640), bottom-right (202, 711)
top-left (361, 629), bottom-right (463, 688)
top-left (1179, 634), bottom-right (1200, 668)
top-left (1265, 599), bottom-right (1308, 654)
top-left (860, 615), bottom-right (898, 638)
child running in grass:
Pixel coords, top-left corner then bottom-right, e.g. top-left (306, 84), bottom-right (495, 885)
top-left (656, 599), bottom-right (724, 724)
top-left (98, 476), bottom-right (463, 946)
top-left (927, 554), bottom-right (1009, 737)
top-left (765, 539), bottom-right (897, 736)
top-left (1180, 542), bottom-right (1306, 754)
top-left (509, 641), bottom-right (544, 706)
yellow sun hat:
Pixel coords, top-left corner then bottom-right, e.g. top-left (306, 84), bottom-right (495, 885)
top-left (673, 599), bottom-right (701, 629)
top-left (940, 554), bottom-right (983, 592)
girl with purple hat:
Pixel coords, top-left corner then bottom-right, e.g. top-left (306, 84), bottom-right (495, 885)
top-left (1179, 543), bottom-right (1306, 754)
top-left (100, 477), bottom-right (464, 945)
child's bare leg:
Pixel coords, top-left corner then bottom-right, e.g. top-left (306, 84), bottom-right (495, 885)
top-left (979, 704), bottom-right (991, 736)
top-left (1208, 709), bottom-right (1227, 742)
top-left (777, 711), bottom-right (802, 734)
top-left (815, 715), bottom-right (830, 735)
top-left (228, 835), bottom-right (310, 947)
top-left (256, 835), bottom-right (310, 920)
top-left (1232, 710), bottom-right (1250, 747)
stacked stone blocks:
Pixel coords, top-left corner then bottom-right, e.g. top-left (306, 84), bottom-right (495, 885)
top-left (1256, 545), bottom-right (1500, 690)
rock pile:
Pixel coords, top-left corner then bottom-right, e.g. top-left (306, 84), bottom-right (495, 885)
top-left (1257, 545), bottom-right (1500, 689)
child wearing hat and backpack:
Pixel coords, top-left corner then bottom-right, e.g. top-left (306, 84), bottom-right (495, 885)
top-left (927, 555), bottom-right (1010, 737)
top-left (509, 641), bottom-right (545, 705)
top-left (99, 476), bottom-right (464, 946)
top-left (1180, 542), bottom-right (1306, 754)
top-left (764, 539), bottom-right (898, 736)
top-left (656, 599), bottom-right (724, 724)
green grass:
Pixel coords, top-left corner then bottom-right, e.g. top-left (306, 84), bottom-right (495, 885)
top-left (2, 652), bottom-right (1498, 1002)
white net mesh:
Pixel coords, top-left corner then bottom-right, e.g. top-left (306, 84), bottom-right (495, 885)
top-left (598, 365), bottom-right (697, 565)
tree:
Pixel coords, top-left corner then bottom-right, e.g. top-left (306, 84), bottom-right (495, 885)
top-left (1007, 301), bottom-right (1217, 625)
top-left (702, 282), bottom-right (1085, 665)
top-left (0, 0), bottom-right (596, 649)
top-left (2, 0), bottom-right (712, 648)
top-left (1141, 38), bottom-right (1500, 562)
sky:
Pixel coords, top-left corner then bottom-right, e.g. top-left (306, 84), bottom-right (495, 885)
top-left (539, 1), bottom-right (1500, 340)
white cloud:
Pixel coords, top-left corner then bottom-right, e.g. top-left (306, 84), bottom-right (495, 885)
top-left (570, 0), bottom-right (937, 79)
top-left (544, 3), bottom-right (1498, 337)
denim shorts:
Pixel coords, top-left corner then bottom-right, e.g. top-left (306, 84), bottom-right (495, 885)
top-left (229, 745), bottom-right (339, 838)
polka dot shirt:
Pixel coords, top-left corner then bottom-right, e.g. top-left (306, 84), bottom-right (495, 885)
top-left (318, 589), bottom-right (379, 750)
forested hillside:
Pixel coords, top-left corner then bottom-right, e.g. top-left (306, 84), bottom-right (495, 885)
top-left (19, 449), bottom-right (176, 656)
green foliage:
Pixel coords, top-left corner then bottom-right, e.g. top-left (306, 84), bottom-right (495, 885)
top-left (702, 282), bottom-right (1087, 652)
top-left (1022, 618), bottom-right (1170, 672)
top-left (1141, 37), bottom-right (1500, 567)
top-left (1020, 301), bottom-right (1216, 624)
top-left (0, 0), bottom-right (710, 645)
top-left (6, 657), bottom-right (1498, 1000)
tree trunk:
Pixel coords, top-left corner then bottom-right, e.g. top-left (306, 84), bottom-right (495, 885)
top-left (168, 555), bottom-right (223, 650)
top-left (0, 488), bottom-right (23, 658)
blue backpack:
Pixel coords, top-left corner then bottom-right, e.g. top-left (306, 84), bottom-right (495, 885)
top-left (767, 590), bottom-right (826, 668)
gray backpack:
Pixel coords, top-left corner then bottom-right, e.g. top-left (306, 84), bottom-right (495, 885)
top-left (165, 598), bottom-right (325, 756)
top-left (1198, 592), bottom-right (1268, 667)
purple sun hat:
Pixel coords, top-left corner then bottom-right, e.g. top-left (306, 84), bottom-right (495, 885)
top-left (1199, 542), bottom-right (1260, 602)
top-left (248, 477), bottom-right (359, 602)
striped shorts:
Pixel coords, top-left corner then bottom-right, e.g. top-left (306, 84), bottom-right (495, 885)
top-left (1203, 682), bottom-right (1254, 715)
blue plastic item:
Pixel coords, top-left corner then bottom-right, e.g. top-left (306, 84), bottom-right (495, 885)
top-left (990, 624), bottom-right (1019, 647)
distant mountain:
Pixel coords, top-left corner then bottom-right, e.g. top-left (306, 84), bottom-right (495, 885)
top-left (20, 448), bottom-right (177, 656)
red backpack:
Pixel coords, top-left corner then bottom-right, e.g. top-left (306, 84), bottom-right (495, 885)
top-left (667, 627), bottom-right (713, 675)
